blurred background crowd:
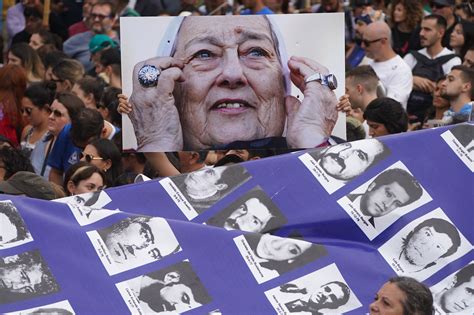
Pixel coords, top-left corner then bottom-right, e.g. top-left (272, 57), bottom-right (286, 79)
top-left (0, 0), bottom-right (472, 200)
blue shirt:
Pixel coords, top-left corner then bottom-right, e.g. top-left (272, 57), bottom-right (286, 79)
top-left (47, 124), bottom-right (81, 173)
top-left (241, 6), bottom-right (274, 15)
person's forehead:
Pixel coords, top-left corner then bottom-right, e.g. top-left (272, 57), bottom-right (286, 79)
top-left (246, 198), bottom-right (271, 215)
top-left (363, 26), bottom-right (377, 39)
top-left (422, 19), bottom-right (437, 28)
top-left (176, 16), bottom-right (273, 50)
top-left (389, 182), bottom-right (410, 199)
top-left (92, 4), bottom-right (111, 14)
top-left (448, 70), bottom-right (461, 80)
top-left (352, 139), bottom-right (378, 152)
top-left (51, 100), bottom-right (66, 111)
top-left (147, 218), bottom-right (166, 232)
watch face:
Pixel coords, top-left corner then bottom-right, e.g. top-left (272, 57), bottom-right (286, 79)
top-left (327, 74), bottom-right (338, 90)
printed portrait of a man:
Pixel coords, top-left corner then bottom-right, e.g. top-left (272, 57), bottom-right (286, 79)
top-left (378, 208), bottom-right (471, 281)
top-left (93, 216), bottom-right (180, 273)
top-left (450, 123), bottom-right (474, 153)
top-left (442, 123), bottom-right (474, 172)
top-left (206, 187), bottom-right (286, 233)
top-left (310, 139), bottom-right (389, 183)
top-left (166, 164), bottom-right (251, 216)
top-left (0, 201), bottom-right (32, 249)
top-left (117, 260), bottom-right (211, 314)
top-left (338, 162), bottom-right (431, 240)
top-left (122, 14), bottom-right (345, 151)
top-left (398, 218), bottom-right (461, 271)
top-left (280, 281), bottom-right (351, 314)
top-left (300, 138), bottom-right (391, 194)
top-left (265, 263), bottom-right (362, 314)
top-left (0, 250), bottom-right (59, 304)
top-left (433, 263), bottom-right (474, 314)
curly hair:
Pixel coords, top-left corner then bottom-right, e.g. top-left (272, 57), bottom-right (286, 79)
top-left (388, 276), bottom-right (433, 315)
top-left (390, 0), bottom-right (424, 31)
top-left (0, 146), bottom-right (34, 179)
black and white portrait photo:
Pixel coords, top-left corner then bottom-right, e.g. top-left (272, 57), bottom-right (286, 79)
top-left (299, 138), bottom-right (391, 194)
top-left (234, 233), bottom-right (327, 284)
top-left (265, 263), bottom-right (362, 314)
top-left (0, 200), bottom-right (33, 249)
top-left (116, 260), bottom-right (211, 314)
top-left (338, 161), bottom-right (431, 240)
top-left (441, 123), bottom-right (474, 172)
top-left (206, 186), bottom-right (287, 233)
top-left (431, 262), bottom-right (474, 315)
top-left (55, 190), bottom-right (119, 226)
top-left (160, 164), bottom-right (251, 220)
top-left (4, 300), bottom-right (74, 314)
top-left (378, 208), bottom-right (472, 281)
top-left (0, 250), bottom-right (60, 305)
top-left (87, 216), bottom-right (181, 275)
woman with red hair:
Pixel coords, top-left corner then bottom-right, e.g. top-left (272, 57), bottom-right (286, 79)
top-left (0, 64), bottom-right (28, 147)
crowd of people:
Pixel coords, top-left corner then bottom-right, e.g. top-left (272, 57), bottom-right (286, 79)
top-left (0, 0), bottom-right (472, 200)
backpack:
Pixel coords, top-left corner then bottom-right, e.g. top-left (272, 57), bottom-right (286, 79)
top-left (407, 51), bottom-right (457, 121)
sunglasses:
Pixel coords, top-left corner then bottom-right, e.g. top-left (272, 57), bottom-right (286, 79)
top-left (362, 37), bottom-right (386, 47)
top-left (21, 107), bottom-right (33, 115)
top-left (90, 13), bottom-right (112, 21)
top-left (80, 152), bottom-right (104, 163)
top-left (51, 109), bottom-right (65, 118)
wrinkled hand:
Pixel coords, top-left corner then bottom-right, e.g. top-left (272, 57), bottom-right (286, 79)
top-left (285, 56), bottom-right (338, 148)
top-left (128, 57), bottom-right (185, 152)
top-left (413, 76), bottom-right (435, 93)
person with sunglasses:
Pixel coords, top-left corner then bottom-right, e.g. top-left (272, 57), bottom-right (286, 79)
top-left (80, 138), bottom-right (122, 187)
top-left (63, 0), bottom-right (119, 72)
top-left (21, 82), bottom-right (56, 177)
top-left (47, 92), bottom-right (85, 184)
top-left (363, 21), bottom-right (413, 109)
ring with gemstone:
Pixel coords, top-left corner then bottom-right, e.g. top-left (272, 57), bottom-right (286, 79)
top-left (138, 65), bottom-right (161, 88)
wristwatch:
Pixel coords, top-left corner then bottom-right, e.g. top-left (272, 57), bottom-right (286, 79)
top-left (305, 73), bottom-right (338, 90)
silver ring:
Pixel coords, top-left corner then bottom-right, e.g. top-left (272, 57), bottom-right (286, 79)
top-left (138, 65), bottom-right (160, 88)
top-left (305, 73), bottom-right (324, 84)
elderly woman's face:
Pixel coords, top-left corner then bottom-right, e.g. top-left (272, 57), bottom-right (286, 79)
top-left (256, 234), bottom-right (312, 261)
top-left (173, 16), bottom-right (286, 149)
top-left (183, 167), bottom-right (226, 200)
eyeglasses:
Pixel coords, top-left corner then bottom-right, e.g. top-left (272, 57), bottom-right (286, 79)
top-left (362, 38), bottom-right (386, 47)
top-left (90, 13), bottom-right (112, 21)
top-left (51, 109), bottom-right (65, 118)
top-left (80, 152), bottom-right (104, 163)
top-left (21, 107), bottom-right (33, 115)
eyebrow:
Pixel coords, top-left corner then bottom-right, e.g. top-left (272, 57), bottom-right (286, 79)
top-left (184, 30), bottom-right (274, 51)
top-left (141, 222), bottom-right (155, 244)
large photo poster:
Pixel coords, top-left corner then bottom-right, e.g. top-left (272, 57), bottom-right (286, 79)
top-left (121, 13), bottom-right (345, 151)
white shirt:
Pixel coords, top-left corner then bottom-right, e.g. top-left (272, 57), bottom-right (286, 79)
top-left (403, 47), bottom-right (461, 76)
top-left (369, 55), bottom-right (413, 109)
